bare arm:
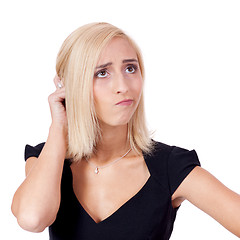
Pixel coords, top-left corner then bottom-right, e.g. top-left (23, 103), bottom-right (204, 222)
top-left (11, 76), bottom-right (67, 232)
top-left (173, 166), bottom-right (240, 238)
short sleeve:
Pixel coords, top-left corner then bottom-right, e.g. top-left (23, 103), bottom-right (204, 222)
top-left (168, 146), bottom-right (200, 195)
top-left (24, 142), bottom-right (45, 161)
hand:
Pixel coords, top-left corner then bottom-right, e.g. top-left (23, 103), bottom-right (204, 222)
top-left (48, 75), bottom-right (67, 129)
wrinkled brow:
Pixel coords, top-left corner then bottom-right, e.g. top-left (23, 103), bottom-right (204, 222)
top-left (95, 58), bottom-right (138, 69)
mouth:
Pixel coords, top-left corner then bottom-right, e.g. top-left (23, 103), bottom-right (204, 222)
top-left (115, 99), bottom-right (134, 106)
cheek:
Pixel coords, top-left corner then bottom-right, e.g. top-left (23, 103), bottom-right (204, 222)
top-left (93, 81), bottom-right (107, 103)
top-left (131, 77), bottom-right (143, 99)
top-left (93, 81), bottom-right (111, 116)
top-left (138, 79), bottom-right (143, 93)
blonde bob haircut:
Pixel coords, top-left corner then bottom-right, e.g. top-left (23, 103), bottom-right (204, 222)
top-left (56, 22), bottom-right (154, 161)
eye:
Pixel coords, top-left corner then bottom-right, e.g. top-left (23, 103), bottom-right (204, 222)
top-left (125, 64), bottom-right (138, 74)
top-left (95, 69), bottom-right (109, 78)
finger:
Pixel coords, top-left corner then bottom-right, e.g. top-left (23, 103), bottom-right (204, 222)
top-left (55, 87), bottom-right (66, 98)
top-left (53, 87), bottom-right (65, 99)
top-left (48, 88), bottom-right (66, 104)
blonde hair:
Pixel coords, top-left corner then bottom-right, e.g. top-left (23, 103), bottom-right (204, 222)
top-left (56, 22), bottom-right (154, 161)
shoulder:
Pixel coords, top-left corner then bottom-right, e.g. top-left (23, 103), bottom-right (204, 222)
top-left (145, 139), bottom-right (200, 165)
top-left (144, 140), bottom-right (173, 160)
top-left (143, 140), bottom-right (173, 179)
top-left (144, 139), bottom-right (200, 194)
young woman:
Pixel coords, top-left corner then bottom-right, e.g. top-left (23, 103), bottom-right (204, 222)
top-left (11, 22), bottom-right (240, 239)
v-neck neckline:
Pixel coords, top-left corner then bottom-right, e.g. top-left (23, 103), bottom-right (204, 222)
top-left (68, 153), bottom-right (153, 225)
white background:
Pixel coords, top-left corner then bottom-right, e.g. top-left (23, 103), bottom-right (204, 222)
top-left (1, 0), bottom-right (239, 239)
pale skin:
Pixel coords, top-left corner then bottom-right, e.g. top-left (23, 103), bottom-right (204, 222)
top-left (12, 37), bottom-right (240, 237)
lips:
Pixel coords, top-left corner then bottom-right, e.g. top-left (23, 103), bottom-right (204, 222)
top-left (116, 99), bottom-right (133, 106)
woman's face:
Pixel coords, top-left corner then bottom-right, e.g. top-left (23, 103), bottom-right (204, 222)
top-left (93, 37), bottom-right (143, 127)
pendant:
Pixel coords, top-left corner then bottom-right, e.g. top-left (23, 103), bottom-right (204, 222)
top-left (95, 167), bottom-right (99, 174)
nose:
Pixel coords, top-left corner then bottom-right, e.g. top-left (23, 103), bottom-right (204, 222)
top-left (114, 73), bottom-right (129, 94)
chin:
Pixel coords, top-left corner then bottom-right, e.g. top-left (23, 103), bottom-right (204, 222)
top-left (99, 113), bottom-right (134, 127)
top-left (102, 118), bottom-right (131, 127)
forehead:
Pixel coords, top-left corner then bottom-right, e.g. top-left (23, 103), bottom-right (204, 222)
top-left (97, 37), bottom-right (137, 64)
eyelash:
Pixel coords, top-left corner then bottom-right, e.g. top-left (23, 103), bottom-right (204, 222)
top-left (95, 68), bottom-right (108, 78)
top-left (126, 64), bottom-right (138, 73)
top-left (94, 64), bottom-right (138, 78)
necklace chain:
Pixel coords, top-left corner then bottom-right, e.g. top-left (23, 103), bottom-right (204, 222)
top-left (84, 148), bottom-right (132, 174)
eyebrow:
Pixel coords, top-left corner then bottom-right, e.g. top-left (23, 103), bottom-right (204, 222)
top-left (95, 58), bottom-right (138, 70)
top-left (122, 58), bottom-right (138, 64)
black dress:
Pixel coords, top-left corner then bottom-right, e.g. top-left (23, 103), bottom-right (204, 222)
top-left (24, 140), bottom-right (200, 240)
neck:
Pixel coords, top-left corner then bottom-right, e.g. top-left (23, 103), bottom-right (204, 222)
top-left (93, 123), bottom-right (130, 164)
